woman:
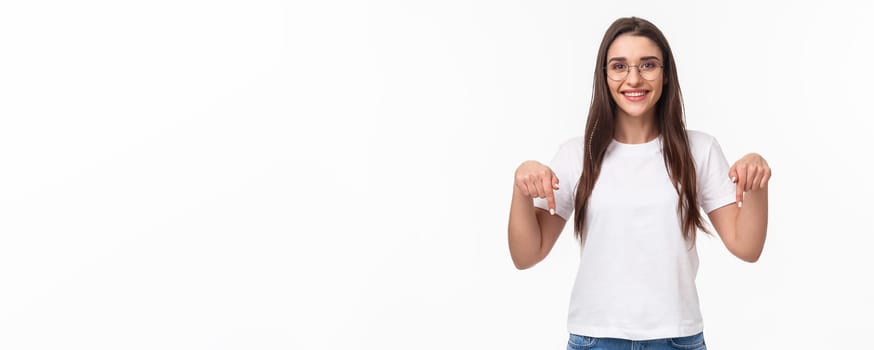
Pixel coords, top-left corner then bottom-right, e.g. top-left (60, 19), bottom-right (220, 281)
top-left (507, 17), bottom-right (770, 350)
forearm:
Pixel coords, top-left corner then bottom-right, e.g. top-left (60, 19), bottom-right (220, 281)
top-left (734, 188), bottom-right (768, 262)
top-left (508, 187), bottom-right (543, 268)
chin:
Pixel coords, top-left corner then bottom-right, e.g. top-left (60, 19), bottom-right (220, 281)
top-left (619, 107), bottom-right (654, 118)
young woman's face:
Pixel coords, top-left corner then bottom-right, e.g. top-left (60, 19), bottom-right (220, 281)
top-left (605, 34), bottom-right (665, 120)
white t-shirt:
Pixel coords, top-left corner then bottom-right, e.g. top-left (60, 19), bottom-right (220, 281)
top-left (533, 130), bottom-right (737, 340)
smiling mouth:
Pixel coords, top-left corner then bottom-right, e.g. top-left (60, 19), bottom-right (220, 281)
top-left (621, 90), bottom-right (648, 101)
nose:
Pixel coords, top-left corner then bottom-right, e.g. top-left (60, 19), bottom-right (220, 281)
top-left (625, 66), bottom-right (643, 86)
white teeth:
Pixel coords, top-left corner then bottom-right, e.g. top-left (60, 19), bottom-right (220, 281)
top-left (623, 91), bottom-right (646, 97)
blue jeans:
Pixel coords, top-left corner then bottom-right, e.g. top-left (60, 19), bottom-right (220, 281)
top-left (567, 332), bottom-right (706, 350)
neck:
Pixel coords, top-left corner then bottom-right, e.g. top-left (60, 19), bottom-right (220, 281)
top-left (614, 110), bottom-right (659, 144)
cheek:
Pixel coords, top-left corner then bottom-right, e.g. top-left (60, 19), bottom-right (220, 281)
top-left (650, 84), bottom-right (664, 102)
top-left (607, 82), bottom-right (622, 98)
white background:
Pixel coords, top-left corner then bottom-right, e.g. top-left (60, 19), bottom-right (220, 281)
top-left (1, 1), bottom-right (872, 349)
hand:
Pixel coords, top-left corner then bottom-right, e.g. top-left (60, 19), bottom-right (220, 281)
top-left (514, 160), bottom-right (560, 215)
top-left (729, 153), bottom-right (771, 206)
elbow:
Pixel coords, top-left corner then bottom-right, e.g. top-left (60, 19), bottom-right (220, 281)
top-left (727, 231), bottom-right (766, 263)
top-left (735, 250), bottom-right (762, 263)
top-left (740, 255), bottom-right (760, 263)
top-left (514, 262), bottom-right (530, 270)
top-left (511, 253), bottom-right (543, 270)
top-left (512, 257), bottom-right (536, 270)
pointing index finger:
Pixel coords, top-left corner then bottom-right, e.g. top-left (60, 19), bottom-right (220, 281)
top-left (735, 172), bottom-right (745, 207)
top-left (541, 175), bottom-right (557, 215)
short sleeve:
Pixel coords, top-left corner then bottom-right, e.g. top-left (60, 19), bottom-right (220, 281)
top-left (532, 138), bottom-right (582, 221)
top-left (697, 135), bottom-right (737, 213)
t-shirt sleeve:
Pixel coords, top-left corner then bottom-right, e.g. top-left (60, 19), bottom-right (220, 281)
top-left (698, 136), bottom-right (738, 213)
top-left (532, 141), bottom-right (578, 221)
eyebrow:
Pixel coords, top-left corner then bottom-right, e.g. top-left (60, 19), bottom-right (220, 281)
top-left (607, 56), bottom-right (662, 63)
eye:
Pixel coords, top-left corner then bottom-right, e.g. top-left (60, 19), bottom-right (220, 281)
top-left (610, 63), bottom-right (626, 71)
top-left (641, 61), bottom-right (659, 70)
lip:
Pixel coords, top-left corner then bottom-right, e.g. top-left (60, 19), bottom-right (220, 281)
top-left (620, 89), bottom-right (649, 102)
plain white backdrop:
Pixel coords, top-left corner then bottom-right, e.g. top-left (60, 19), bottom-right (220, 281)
top-left (1, 1), bottom-right (873, 349)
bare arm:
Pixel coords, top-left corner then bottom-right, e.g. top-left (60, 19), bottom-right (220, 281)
top-left (508, 160), bottom-right (567, 269)
top-left (708, 188), bottom-right (768, 262)
top-left (508, 187), bottom-right (567, 269)
top-left (708, 153), bottom-right (771, 262)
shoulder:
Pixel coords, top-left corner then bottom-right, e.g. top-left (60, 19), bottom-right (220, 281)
top-left (684, 129), bottom-right (724, 166)
top-left (549, 136), bottom-right (585, 172)
top-left (555, 136), bottom-right (585, 164)
top-left (685, 129), bottom-right (718, 149)
top-left (556, 136), bottom-right (585, 154)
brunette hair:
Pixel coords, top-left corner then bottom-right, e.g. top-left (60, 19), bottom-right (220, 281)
top-left (573, 17), bottom-right (708, 243)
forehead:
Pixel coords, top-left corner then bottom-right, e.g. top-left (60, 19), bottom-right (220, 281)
top-left (606, 34), bottom-right (663, 60)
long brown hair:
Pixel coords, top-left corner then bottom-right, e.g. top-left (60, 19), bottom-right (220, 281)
top-left (573, 17), bottom-right (708, 243)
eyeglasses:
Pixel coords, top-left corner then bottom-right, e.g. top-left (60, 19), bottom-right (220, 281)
top-left (604, 60), bottom-right (664, 81)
